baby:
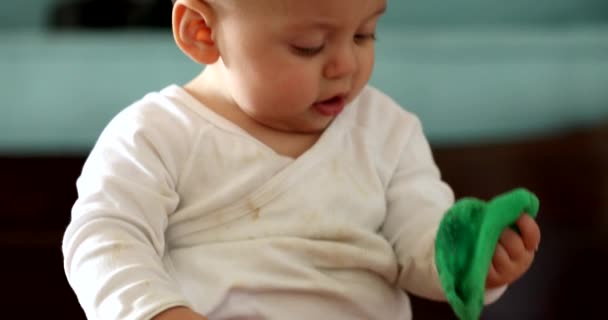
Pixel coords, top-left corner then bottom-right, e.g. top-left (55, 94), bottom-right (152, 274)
top-left (62, 0), bottom-right (541, 319)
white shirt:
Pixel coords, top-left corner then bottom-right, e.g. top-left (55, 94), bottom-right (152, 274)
top-left (63, 85), bottom-right (484, 319)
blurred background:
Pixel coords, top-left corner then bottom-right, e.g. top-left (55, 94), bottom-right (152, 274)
top-left (1, 0), bottom-right (607, 319)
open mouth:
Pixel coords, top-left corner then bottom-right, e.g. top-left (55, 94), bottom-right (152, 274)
top-left (321, 96), bottom-right (342, 104)
top-left (313, 95), bottom-right (346, 116)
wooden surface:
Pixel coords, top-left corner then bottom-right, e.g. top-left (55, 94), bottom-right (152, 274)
top-left (1, 123), bottom-right (606, 319)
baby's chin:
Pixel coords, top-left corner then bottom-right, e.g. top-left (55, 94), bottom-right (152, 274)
top-left (269, 123), bottom-right (328, 135)
top-left (244, 109), bottom-right (331, 133)
top-left (257, 118), bottom-right (331, 135)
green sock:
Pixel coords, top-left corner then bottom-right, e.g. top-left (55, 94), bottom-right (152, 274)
top-left (435, 188), bottom-right (540, 320)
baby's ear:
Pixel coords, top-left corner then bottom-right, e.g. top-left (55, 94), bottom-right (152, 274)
top-left (172, 0), bottom-right (220, 65)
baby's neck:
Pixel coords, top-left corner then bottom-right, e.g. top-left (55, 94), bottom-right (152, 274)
top-left (184, 69), bottom-right (323, 159)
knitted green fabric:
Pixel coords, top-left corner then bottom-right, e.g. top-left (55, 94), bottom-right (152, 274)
top-left (435, 188), bottom-right (540, 320)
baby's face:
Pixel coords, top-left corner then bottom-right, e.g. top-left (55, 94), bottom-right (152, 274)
top-left (213, 0), bottom-right (386, 133)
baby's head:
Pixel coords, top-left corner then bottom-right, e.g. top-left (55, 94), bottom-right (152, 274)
top-left (171, 0), bottom-right (386, 134)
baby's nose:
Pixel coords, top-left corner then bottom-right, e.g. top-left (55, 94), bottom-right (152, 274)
top-left (323, 45), bottom-right (358, 79)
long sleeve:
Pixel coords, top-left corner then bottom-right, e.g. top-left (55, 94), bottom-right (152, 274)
top-left (62, 100), bottom-right (194, 319)
top-left (381, 115), bottom-right (507, 305)
top-left (381, 116), bottom-right (454, 301)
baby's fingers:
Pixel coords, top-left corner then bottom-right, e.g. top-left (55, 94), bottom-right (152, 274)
top-left (516, 214), bottom-right (541, 252)
top-left (499, 228), bottom-right (526, 261)
top-left (491, 243), bottom-right (511, 274)
top-left (486, 243), bottom-right (512, 288)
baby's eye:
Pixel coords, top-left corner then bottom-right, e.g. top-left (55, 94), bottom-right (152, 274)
top-left (291, 44), bottom-right (324, 57)
top-left (354, 33), bottom-right (377, 44)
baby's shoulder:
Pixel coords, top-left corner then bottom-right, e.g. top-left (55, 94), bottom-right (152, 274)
top-left (93, 85), bottom-right (206, 159)
top-left (115, 86), bottom-right (201, 129)
top-left (105, 85), bottom-right (209, 141)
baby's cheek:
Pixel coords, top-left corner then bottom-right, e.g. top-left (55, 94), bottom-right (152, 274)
top-left (279, 73), bottom-right (317, 102)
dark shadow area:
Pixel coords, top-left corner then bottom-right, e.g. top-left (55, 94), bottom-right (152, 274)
top-left (49, 0), bottom-right (172, 29)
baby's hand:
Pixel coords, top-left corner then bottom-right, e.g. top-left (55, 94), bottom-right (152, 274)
top-left (486, 214), bottom-right (541, 288)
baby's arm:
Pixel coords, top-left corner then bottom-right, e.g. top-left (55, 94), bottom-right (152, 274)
top-left (381, 116), bottom-right (453, 300)
top-left (62, 107), bottom-right (195, 319)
